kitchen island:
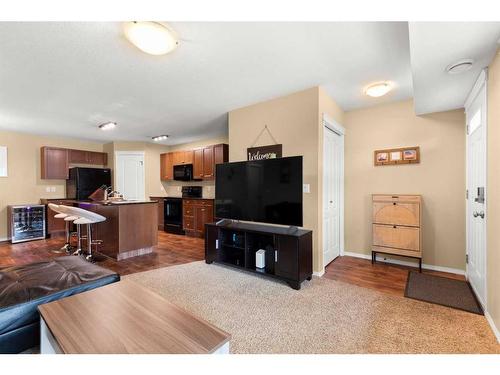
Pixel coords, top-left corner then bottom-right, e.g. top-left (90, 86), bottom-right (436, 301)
top-left (75, 200), bottom-right (158, 260)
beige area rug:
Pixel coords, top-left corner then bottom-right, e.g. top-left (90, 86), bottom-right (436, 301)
top-left (125, 261), bottom-right (500, 354)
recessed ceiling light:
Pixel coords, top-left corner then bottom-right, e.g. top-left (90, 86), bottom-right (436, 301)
top-left (446, 59), bottom-right (474, 74)
top-left (123, 21), bottom-right (178, 56)
top-left (364, 82), bottom-right (392, 98)
top-left (98, 122), bottom-right (117, 130)
top-left (152, 135), bottom-right (169, 141)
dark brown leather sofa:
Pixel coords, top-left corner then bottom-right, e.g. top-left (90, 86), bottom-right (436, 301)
top-left (0, 256), bottom-right (119, 354)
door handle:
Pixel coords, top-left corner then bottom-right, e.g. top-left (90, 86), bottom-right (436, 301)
top-left (473, 211), bottom-right (478, 217)
top-left (478, 211), bottom-right (485, 219)
top-left (275, 250), bottom-right (278, 263)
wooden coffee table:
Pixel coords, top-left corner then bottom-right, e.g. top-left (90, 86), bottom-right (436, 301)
top-left (38, 280), bottom-right (231, 354)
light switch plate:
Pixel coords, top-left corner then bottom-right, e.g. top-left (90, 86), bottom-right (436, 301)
top-left (50, 187), bottom-right (56, 192)
top-left (303, 184), bottom-right (310, 193)
top-left (45, 187), bottom-right (51, 193)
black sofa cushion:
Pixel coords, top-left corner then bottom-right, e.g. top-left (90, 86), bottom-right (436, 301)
top-left (0, 256), bottom-right (119, 353)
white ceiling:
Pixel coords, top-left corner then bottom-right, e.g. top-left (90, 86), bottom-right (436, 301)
top-left (0, 22), bottom-right (498, 144)
top-left (409, 22), bottom-right (500, 115)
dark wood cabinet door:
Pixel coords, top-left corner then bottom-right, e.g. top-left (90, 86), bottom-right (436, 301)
top-left (69, 149), bottom-right (89, 163)
top-left (160, 153), bottom-right (173, 180)
top-left (149, 198), bottom-right (164, 230)
top-left (214, 144), bottom-right (228, 165)
top-left (193, 148), bottom-right (204, 179)
top-left (275, 235), bottom-right (299, 280)
top-left (41, 147), bottom-right (69, 179)
top-left (184, 150), bottom-right (194, 165)
top-left (195, 204), bottom-right (214, 235)
top-left (205, 225), bottom-right (218, 264)
top-left (203, 146), bottom-right (214, 179)
top-left (88, 151), bottom-right (107, 165)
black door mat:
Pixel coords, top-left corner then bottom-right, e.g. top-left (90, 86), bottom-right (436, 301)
top-left (404, 271), bottom-right (483, 315)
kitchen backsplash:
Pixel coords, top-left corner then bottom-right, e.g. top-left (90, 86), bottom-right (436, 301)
top-left (160, 180), bottom-right (215, 199)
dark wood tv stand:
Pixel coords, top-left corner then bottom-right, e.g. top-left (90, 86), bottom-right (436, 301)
top-left (205, 221), bottom-right (313, 290)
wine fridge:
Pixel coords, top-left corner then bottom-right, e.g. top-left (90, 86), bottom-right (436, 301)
top-left (8, 205), bottom-right (46, 243)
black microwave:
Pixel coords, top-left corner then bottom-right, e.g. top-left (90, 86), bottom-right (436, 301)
top-left (173, 164), bottom-right (193, 181)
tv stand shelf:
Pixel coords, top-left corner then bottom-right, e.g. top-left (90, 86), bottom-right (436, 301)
top-left (205, 221), bottom-right (313, 290)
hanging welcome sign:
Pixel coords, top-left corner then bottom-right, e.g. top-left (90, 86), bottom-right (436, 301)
top-left (247, 144), bottom-right (283, 160)
top-left (247, 124), bottom-right (282, 160)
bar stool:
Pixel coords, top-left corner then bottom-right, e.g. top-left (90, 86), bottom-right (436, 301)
top-left (55, 205), bottom-right (83, 256)
top-left (47, 203), bottom-right (73, 254)
top-left (64, 206), bottom-right (106, 262)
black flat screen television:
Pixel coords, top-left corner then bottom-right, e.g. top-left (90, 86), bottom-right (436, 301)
top-left (215, 156), bottom-right (303, 226)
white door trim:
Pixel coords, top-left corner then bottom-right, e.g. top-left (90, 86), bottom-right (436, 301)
top-left (114, 151), bottom-right (146, 200)
top-left (465, 69), bottom-right (488, 309)
top-left (322, 113), bottom-right (345, 270)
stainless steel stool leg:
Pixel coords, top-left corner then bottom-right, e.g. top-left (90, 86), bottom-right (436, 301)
top-left (52, 221), bottom-right (71, 254)
top-left (85, 224), bottom-right (94, 262)
top-left (72, 224), bottom-right (83, 256)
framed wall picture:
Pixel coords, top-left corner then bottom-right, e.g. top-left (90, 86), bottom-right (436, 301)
top-left (375, 151), bottom-right (389, 164)
top-left (374, 146), bottom-right (420, 166)
top-left (0, 146), bottom-right (7, 177)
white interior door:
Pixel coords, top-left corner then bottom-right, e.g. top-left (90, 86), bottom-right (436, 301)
top-left (323, 121), bottom-right (344, 267)
top-left (115, 152), bottom-right (145, 201)
top-left (466, 73), bottom-right (487, 307)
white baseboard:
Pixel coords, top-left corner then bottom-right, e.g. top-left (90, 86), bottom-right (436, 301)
top-left (313, 269), bottom-right (325, 277)
top-left (485, 311), bottom-right (500, 344)
top-left (343, 251), bottom-right (465, 276)
top-left (0, 237), bottom-right (8, 242)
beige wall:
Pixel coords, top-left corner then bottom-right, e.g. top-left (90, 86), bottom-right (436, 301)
top-left (344, 100), bottom-right (466, 270)
top-left (228, 87), bottom-right (344, 272)
top-left (0, 130), bottom-right (104, 240)
top-left (487, 49), bottom-right (500, 336)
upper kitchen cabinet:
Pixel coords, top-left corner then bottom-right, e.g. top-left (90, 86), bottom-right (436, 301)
top-left (193, 148), bottom-right (204, 179)
top-left (41, 147), bottom-right (69, 179)
top-left (160, 152), bottom-right (173, 180)
top-left (172, 150), bottom-right (193, 166)
top-left (68, 149), bottom-right (107, 166)
top-left (202, 145), bottom-right (214, 179)
top-left (160, 143), bottom-right (228, 182)
top-left (41, 147), bottom-right (108, 179)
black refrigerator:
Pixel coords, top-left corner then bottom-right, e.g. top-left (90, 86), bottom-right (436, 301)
top-left (66, 167), bottom-right (112, 200)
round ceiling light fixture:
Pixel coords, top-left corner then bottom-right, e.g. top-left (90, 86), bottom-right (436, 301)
top-left (123, 21), bottom-right (178, 56)
top-left (446, 59), bottom-right (474, 74)
top-left (364, 81), bottom-right (393, 98)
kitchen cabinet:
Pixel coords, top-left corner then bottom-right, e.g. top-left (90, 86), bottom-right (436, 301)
top-left (68, 149), bottom-right (107, 165)
top-left (160, 143), bottom-right (228, 182)
top-left (202, 146), bottom-right (214, 179)
top-left (193, 148), bottom-right (204, 179)
top-left (183, 199), bottom-right (214, 238)
top-left (42, 147), bottom-right (108, 179)
top-left (160, 153), bottom-right (173, 181)
top-left (214, 143), bottom-right (229, 166)
top-left (41, 147), bottom-right (69, 179)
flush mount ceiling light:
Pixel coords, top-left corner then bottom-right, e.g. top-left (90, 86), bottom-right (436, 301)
top-left (446, 59), bottom-right (474, 74)
top-left (364, 82), bottom-right (392, 98)
top-left (152, 135), bottom-right (169, 141)
top-left (123, 21), bottom-right (178, 56)
top-left (98, 122), bottom-right (117, 130)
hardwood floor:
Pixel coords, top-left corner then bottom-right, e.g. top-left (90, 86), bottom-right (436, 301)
top-left (0, 231), bottom-right (205, 276)
top-left (1, 233), bottom-right (464, 296)
top-left (325, 255), bottom-right (465, 297)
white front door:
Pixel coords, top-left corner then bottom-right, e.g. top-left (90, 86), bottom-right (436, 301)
top-left (323, 123), bottom-right (344, 267)
top-left (115, 152), bottom-right (145, 201)
top-left (466, 73), bottom-right (487, 307)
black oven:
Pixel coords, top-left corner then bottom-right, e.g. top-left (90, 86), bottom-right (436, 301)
top-left (173, 164), bottom-right (193, 181)
top-left (164, 198), bottom-right (184, 234)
